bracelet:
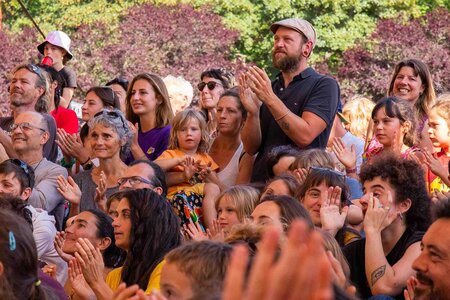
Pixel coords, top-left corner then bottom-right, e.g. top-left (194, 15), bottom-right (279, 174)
top-left (275, 110), bottom-right (290, 121)
top-left (80, 157), bottom-right (91, 165)
top-left (346, 167), bottom-right (357, 174)
top-left (60, 157), bottom-right (76, 169)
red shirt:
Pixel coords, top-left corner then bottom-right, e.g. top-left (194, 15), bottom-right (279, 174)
top-left (51, 106), bottom-right (79, 134)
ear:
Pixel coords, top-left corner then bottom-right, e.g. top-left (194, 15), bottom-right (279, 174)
top-left (40, 131), bottom-right (50, 145)
top-left (152, 187), bottom-right (164, 195)
top-left (98, 237), bottom-right (112, 251)
top-left (301, 41), bottom-right (313, 58)
top-left (401, 120), bottom-right (411, 135)
top-left (156, 95), bottom-right (163, 105)
top-left (419, 84), bottom-right (425, 95)
top-left (20, 187), bottom-right (32, 201)
top-left (37, 86), bottom-right (46, 99)
top-left (398, 198), bottom-right (412, 215)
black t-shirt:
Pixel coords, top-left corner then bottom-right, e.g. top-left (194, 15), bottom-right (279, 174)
top-left (343, 228), bottom-right (424, 300)
top-left (0, 113), bottom-right (58, 162)
top-left (59, 66), bottom-right (77, 90)
top-left (251, 67), bottom-right (340, 182)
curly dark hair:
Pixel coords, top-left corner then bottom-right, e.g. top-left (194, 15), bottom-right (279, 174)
top-left (265, 145), bottom-right (302, 178)
top-left (359, 154), bottom-right (431, 232)
top-left (116, 189), bottom-right (182, 290)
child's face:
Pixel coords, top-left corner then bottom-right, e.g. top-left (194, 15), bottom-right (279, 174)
top-left (373, 107), bottom-right (405, 148)
top-left (428, 110), bottom-right (450, 149)
top-left (43, 42), bottom-right (66, 65)
top-left (177, 118), bottom-right (202, 152)
top-left (160, 261), bottom-right (194, 300)
top-left (217, 196), bottom-right (241, 233)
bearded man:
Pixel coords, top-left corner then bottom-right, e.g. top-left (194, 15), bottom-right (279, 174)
top-left (240, 18), bottom-right (340, 182)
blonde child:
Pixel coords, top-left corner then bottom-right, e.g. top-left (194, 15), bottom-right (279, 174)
top-left (424, 95), bottom-right (450, 193)
top-left (156, 109), bottom-right (221, 229)
top-left (363, 97), bottom-right (420, 162)
top-left (342, 95), bottom-right (375, 141)
top-left (215, 185), bottom-right (260, 235)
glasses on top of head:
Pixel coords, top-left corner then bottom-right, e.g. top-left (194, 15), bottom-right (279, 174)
top-left (308, 166), bottom-right (346, 180)
top-left (197, 81), bottom-right (222, 91)
top-left (117, 176), bottom-right (154, 187)
top-left (26, 64), bottom-right (44, 80)
top-left (10, 122), bottom-right (46, 133)
top-left (6, 158), bottom-right (33, 187)
top-left (94, 110), bottom-right (126, 130)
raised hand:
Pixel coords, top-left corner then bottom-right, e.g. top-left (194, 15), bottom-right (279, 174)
top-left (183, 221), bottom-right (208, 241)
top-left (69, 258), bottom-right (96, 300)
top-left (332, 137), bottom-right (357, 170)
top-left (182, 156), bottom-right (199, 183)
top-left (222, 221), bottom-right (334, 300)
top-left (94, 171), bottom-right (108, 212)
top-left (239, 74), bottom-right (261, 115)
top-left (207, 219), bottom-right (225, 241)
top-left (320, 186), bottom-right (348, 236)
top-left (74, 238), bottom-right (105, 286)
top-left (54, 231), bottom-right (73, 262)
top-left (423, 149), bottom-right (448, 179)
top-left (245, 66), bottom-right (275, 104)
top-left (57, 175), bottom-right (82, 205)
top-left (363, 192), bottom-right (397, 233)
top-left (292, 168), bottom-right (308, 185)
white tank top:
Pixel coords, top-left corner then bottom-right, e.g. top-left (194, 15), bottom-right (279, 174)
top-left (217, 143), bottom-right (244, 188)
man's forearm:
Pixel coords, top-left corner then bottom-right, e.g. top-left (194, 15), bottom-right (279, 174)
top-left (241, 113), bottom-right (261, 155)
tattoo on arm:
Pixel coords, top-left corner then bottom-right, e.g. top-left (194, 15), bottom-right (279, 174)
top-left (371, 265), bottom-right (386, 286)
top-left (280, 120), bottom-right (290, 130)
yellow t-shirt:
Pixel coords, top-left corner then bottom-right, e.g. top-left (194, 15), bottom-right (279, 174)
top-left (106, 260), bottom-right (165, 294)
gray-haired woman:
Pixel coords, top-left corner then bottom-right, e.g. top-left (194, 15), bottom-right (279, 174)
top-left (58, 109), bottom-right (133, 217)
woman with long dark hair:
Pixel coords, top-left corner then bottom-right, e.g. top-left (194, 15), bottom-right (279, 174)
top-left (73, 189), bottom-right (182, 298)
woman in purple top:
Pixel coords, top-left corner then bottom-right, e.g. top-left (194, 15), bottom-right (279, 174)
top-left (126, 73), bottom-right (174, 161)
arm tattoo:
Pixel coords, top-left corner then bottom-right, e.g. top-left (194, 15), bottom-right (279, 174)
top-left (280, 120), bottom-right (290, 130)
top-left (371, 265), bottom-right (386, 286)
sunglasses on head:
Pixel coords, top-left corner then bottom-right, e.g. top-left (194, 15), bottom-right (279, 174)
top-left (6, 158), bottom-right (33, 187)
top-left (94, 110), bottom-right (127, 130)
top-left (197, 81), bottom-right (222, 91)
top-left (26, 64), bottom-right (44, 80)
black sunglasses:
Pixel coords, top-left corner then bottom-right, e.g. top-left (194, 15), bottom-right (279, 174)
top-left (197, 81), bottom-right (222, 91)
top-left (6, 158), bottom-right (33, 187)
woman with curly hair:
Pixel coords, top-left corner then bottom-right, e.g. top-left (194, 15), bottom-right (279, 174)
top-left (344, 154), bottom-right (431, 299)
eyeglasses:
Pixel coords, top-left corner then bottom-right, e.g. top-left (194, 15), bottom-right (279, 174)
top-left (10, 122), bottom-right (46, 133)
top-left (197, 81), bottom-right (222, 91)
top-left (6, 158), bottom-right (33, 187)
top-left (117, 176), bottom-right (154, 187)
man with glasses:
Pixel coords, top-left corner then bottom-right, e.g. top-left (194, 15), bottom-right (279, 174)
top-left (118, 159), bottom-right (167, 196)
top-left (0, 159), bottom-right (67, 283)
top-left (241, 18), bottom-right (340, 182)
top-left (0, 64), bottom-right (58, 162)
top-left (5, 111), bottom-right (67, 230)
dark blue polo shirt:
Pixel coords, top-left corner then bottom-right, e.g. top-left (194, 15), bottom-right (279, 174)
top-left (251, 67), bottom-right (340, 182)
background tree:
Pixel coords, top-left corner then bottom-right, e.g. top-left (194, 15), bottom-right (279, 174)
top-left (337, 8), bottom-right (450, 102)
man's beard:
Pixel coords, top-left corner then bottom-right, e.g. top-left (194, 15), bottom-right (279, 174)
top-left (414, 272), bottom-right (449, 300)
top-left (272, 50), bottom-right (301, 72)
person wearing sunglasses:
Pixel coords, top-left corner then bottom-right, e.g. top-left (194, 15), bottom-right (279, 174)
top-left (198, 68), bottom-right (235, 136)
top-left (0, 64), bottom-right (59, 163)
top-left (0, 159), bottom-right (68, 285)
top-left (240, 18), bottom-right (340, 183)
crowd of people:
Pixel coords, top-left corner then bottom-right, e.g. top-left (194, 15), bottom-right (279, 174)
top-left (0, 16), bottom-right (449, 300)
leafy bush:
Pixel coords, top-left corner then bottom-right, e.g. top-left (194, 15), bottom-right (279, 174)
top-left (337, 8), bottom-right (450, 101)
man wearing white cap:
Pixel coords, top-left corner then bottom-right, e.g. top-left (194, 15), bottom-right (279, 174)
top-left (241, 18), bottom-right (340, 182)
top-left (37, 30), bottom-right (77, 107)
